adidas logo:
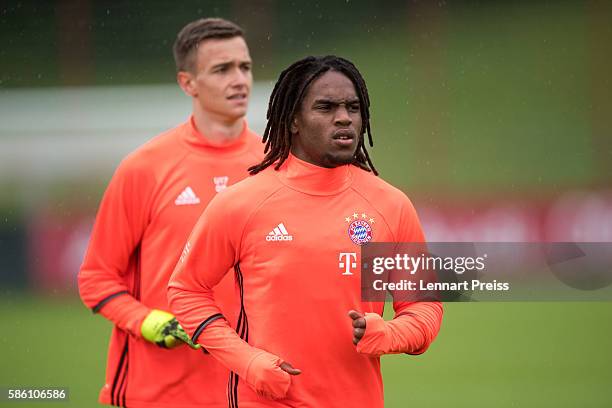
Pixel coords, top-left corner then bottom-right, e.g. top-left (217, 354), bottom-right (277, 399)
top-left (175, 186), bottom-right (201, 206)
top-left (266, 223), bottom-right (293, 241)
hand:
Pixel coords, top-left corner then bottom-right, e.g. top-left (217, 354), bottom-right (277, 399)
top-left (348, 310), bottom-right (367, 345)
top-left (140, 309), bottom-right (201, 350)
top-left (350, 312), bottom-right (391, 356)
top-left (245, 351), bottom-right (301, 400)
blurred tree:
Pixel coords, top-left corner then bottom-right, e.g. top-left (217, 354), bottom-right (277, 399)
top-left (588, 0), bottom-right (612, 186)
top-left (56, 0), bottom-right (93, 85)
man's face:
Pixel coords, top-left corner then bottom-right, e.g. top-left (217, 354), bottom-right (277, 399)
top-left (291, 70), bottom-right (362, 168)
top-left (188, 36), bottom-right (252, 121)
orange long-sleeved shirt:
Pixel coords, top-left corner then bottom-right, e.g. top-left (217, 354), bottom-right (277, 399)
top-left (169, 154), bottom-right (443, 408)
top-left (78, 117), bottom-right (263, 408)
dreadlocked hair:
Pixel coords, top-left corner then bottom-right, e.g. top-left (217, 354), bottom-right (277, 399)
top-left (248, 55), bottom-right (378, 175)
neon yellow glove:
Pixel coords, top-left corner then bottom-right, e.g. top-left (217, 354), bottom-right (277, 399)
top-left (141, 309), bottom-right (201, 349)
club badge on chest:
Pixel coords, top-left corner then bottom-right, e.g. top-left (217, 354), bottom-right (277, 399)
top-left (213, 176), bottom-right (229, 193)
top-left (339, 211), bottom-right (375, 275)
top-left (344, 211), bottom-right (375, 246)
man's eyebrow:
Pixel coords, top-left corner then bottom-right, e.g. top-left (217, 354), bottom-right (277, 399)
top-left (210, 59), bottom-right (252, 69)
top-left (210, 61), bottom-right (233, 70)
top-left (312, 97), bottom-right (360, 104)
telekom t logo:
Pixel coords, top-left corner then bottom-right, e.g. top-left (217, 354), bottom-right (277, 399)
top-left (339, 252), bottom-right (357, 275)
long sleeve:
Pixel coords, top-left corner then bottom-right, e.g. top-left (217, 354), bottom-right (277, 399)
top-left (168, 194), bottom-right (292, 399)
top-left (358, 196), bottom-right (443, 356)
top-left (167, 194), bottom-right (261, 371)
top-left (167, 288), bottom-right (290, 399)
top-left (167, 192), bottom-right (238, 336)
top-left (78, 159), bottom-right (153, 336)
top-left (356, 302), bottom-right (443, 356)
top-left (96, 292), bottom-right (149, 336)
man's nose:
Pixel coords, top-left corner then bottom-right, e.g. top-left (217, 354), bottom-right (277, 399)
top-left (231, 68), bottom-right (250, 88)
top-left (334, 105), bottom-right (352, 126)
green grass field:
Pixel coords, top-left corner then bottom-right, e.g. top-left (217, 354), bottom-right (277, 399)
top-left (1, 295), bottom-right (610, 407)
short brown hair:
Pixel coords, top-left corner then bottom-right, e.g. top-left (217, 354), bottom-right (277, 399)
top-left (173, 18), bottom-right (244, 73)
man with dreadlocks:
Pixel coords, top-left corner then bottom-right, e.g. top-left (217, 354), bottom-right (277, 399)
top-left (169, 55), bottom-right (443, 407)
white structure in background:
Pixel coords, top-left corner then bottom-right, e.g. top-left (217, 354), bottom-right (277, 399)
top-left (0, 82), bottom-right (273, 181)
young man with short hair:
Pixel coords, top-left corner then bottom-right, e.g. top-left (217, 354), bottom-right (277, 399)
top-left (169, 55), bottom-right (443, 407)
top-left (79, 18), bottom-right (263, 407)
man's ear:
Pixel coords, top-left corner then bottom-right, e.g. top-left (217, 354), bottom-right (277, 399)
top-left (290, 117), bottom-right (298, 134)
top-left (177, 71), bottom-right (196, 97)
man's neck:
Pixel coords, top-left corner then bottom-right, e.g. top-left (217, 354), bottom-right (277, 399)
top-left (192, 107), bottom-right (244, 146)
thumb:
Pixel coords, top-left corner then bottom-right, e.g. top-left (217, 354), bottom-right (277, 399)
top-left (171, 323), bottom-right (201, 350)
top-left (348, 310), bottom-right (364, 320)
top-left (183, 339), bottom-right (202, 350)
top-left (279, 361), bottom-right (301, 376)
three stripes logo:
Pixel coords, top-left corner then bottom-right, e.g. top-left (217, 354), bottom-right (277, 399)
top-left (266, 223), bottom-right (293, 242)
top-left (175, 186), bottom-right (200, 206)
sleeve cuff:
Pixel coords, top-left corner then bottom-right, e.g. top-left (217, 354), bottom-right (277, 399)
top-left (355, 313), bottom-right (389, 356)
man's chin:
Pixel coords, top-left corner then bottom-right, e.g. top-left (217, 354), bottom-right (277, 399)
top-left (222, 109), bottom-right (247, 123)
top-left (326, 152), bottom-right (357, 167)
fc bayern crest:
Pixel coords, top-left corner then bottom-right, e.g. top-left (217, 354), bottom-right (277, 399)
top-left (345, 211), bottom-right (375, 245)
top-left (348, 219), bottom-right (373, 245)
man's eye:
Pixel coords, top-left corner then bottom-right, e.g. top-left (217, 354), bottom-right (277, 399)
top-left (315, 104), bottom-right (331, 111)
top-left (349, 104), bottom-right (360, 112)
top-left (241, 64), bottom-right (251, 72)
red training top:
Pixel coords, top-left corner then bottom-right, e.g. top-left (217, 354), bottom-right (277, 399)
top-left (79, 117), bottom-right (263, 408)
top-left (169, 153), bottom-right (443, 408)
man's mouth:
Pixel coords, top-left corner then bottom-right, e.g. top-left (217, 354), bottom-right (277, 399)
top-left (332, 130), bottom-right (355, 141)
top-left (332, 130), bottom-right (356, 147)
top-left (227, 93), bottom-right (247, 100)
